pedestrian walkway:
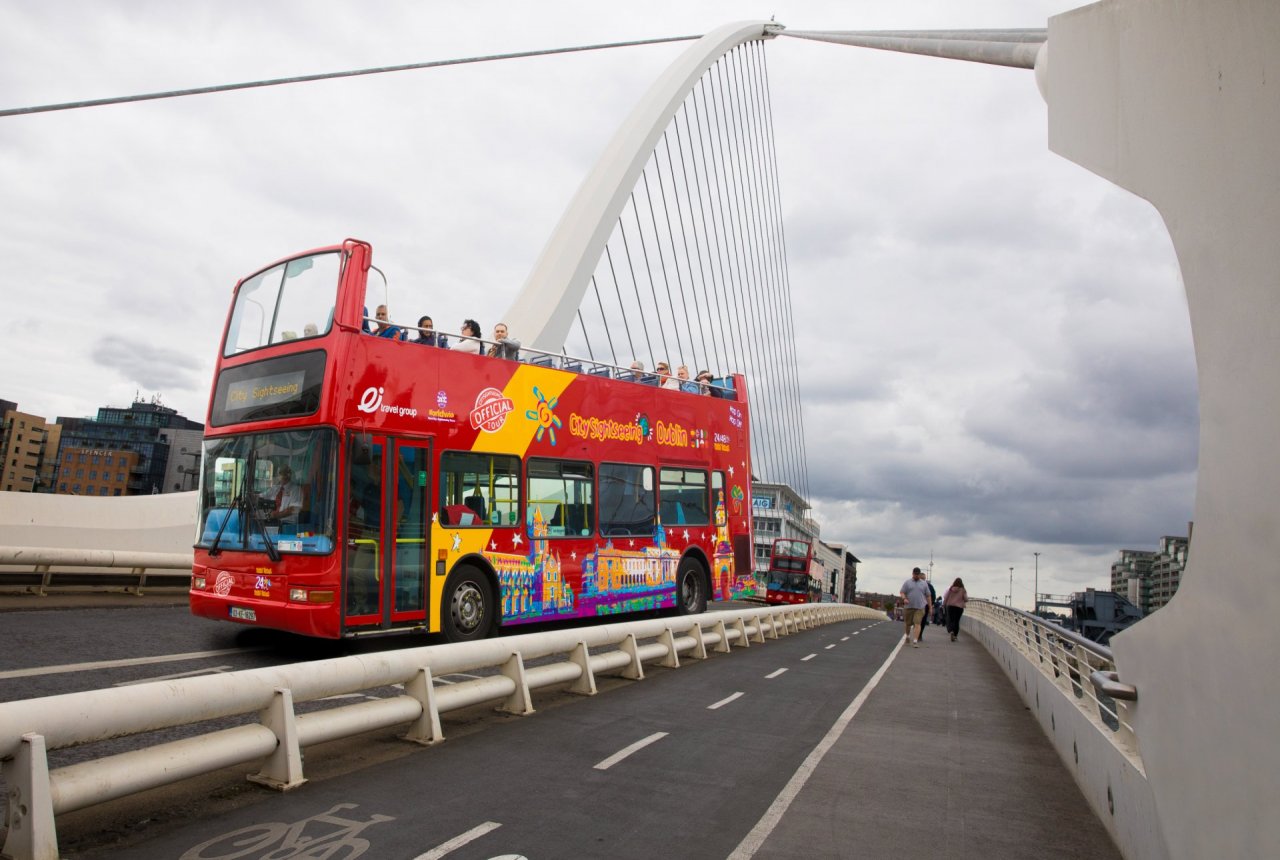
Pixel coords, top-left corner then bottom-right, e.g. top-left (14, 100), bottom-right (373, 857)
top-left (750, 623), bottom-right (1123, 859)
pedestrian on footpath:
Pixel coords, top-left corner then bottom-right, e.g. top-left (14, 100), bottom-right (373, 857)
top-left (900, 567), bottom-right (931, 648)
top-left (943, 577), bottom-right (968, 641)
top-left (918, 575), bottom-right (937, 641)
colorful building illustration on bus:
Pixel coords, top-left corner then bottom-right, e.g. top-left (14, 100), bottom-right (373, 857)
top-left (487, 489), bottom-right (755, 620)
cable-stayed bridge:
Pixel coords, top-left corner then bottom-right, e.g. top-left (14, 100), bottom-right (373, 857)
top-left (1, 2), bottom-right (1278, 858)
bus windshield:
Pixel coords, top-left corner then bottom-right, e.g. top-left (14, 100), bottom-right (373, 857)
top-left (224, 252), bottom-right (341, 356)
top-left (196, 429), bottom-right (337, 554)
top-left (767, 571), bottom-right (810, 594)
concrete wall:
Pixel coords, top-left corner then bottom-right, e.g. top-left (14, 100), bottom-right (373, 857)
top-left (1044, 2), bottom-right (1279, 857)
top-left (0, 490), bottom-right (197, 555)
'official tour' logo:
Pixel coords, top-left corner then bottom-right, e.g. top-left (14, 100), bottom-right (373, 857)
top-left (470, 387), bottom-right (514, 433)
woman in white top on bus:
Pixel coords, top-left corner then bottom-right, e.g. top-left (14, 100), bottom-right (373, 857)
top-left (455, 319), bottom-right (484, 354)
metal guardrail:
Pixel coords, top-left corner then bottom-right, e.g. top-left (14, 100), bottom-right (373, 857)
top-left (0, 603), bottom-right (879, 860)
top-left (0, 546), bottom-right (193, 596)
top-left (965, 600), bottom-right (1137, 745)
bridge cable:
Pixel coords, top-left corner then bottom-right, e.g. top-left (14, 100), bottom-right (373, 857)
top-left (655, 133), bottom-right (706, 374)
top-left (589, 275), bottom-right (620, 367)
top-left (576, 310), bottom-right (596, 362)
top-left (0, 35), bottom-right (703, 118)
top-left (618, 208), bottom-right (660, 369)
top-left (662, 129), bottom-right (714, 376)
top-left (756, 42), bottom-right (811, 501)
top-left (628, 192), bottom-right (673, 367)
top-left (603, 244), bottom-right (638, 366)
top-left (639, 169), bottom-right (685, 367)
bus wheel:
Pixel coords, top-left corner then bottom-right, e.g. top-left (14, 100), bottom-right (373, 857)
top-left (677, 558), bottom-right (708, 615)
top-left (443, 568), bottom-right (494, 642)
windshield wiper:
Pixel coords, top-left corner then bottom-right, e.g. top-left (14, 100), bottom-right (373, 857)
top-left (243, 449), bottom-right (280, 563)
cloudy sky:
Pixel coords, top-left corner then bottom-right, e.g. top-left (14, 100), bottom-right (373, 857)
top-left (0, 0), bottom-right (1197, 603)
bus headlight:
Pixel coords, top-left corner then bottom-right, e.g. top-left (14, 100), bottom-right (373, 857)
top-left (193, 576), bottom-right (206, 589)
top-left (289, 588), bottom-right (335, 604)
top-left (289, 588), bottom-right (307, 602)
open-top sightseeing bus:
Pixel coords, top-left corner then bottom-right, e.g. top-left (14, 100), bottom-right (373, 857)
top-left (189, 239), bottom-right (757, 640)
top-left (764, 538), bottom-right (820, 605)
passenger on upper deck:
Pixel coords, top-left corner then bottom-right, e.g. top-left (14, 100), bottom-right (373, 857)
top-left (303, 323), bottom-right (319, 338)
top-left (656, 362), bottom-right (679, 390)
top-left (455, 319), bottom-right (483, 354)
top-left (625, 360), bottom-right (645, 381)
top-left (414, 315), bottom-right (448, 348)
top-left (677, 365), bottom-right (701, 394)
top-left (487, 323), bottom-right (521, 361)
top-left (695, 370), bottom-right (714, 395)
top-left (373, 305), bottom-right (406, 341)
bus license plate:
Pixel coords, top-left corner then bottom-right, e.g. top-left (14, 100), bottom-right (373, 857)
top-left (229, 606), bottom-right (257, 622)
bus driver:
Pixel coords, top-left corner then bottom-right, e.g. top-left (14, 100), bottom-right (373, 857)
top-left (262, 465), bottom-right (302, 525)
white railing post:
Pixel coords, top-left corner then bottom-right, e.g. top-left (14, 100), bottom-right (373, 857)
top-left (731, 616), bottom-right (750, 648)
top-left (687, 622), bottom-right (709, 659)
top-left (403, 666), bottom-right (445, 744)
top-left (749, 617), bottom-right (766, 644)
top-left (498, 653), bottom-right (535, 715)
top-left (620, 633), bottom-right (645, 679)
top-left (658, 627), bottom-right (681, 668)
top-left (0, 732), bottom-right (58, 860)
top-left (248, 688), bottom-right (306, 791)
top-left (765, 611), bottom-right (780, 639)
top-left (568, 642), bottom-right (598, 694)
top-left (712, 619), bottom-right (732, 653)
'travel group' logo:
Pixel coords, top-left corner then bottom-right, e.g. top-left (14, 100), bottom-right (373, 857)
top-left (470, 387), bottom-right (514, 433)
top-left (357, 386), bottom-right (384, 413)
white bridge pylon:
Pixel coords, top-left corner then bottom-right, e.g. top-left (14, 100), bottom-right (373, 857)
top-left (503, 20), bottom-right (778, 352)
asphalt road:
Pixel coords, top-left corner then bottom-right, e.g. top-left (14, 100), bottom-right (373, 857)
top-left (2, 600), bottom-right (898, 859)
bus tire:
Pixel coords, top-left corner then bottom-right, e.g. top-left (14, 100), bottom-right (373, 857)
top-left (443, 566), bottom-right (494, 642)
top-left (677, 557), bottom-right (708, 615)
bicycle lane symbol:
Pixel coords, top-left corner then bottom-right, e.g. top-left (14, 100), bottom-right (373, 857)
top-left (180, 802), bottom-right (395, 860)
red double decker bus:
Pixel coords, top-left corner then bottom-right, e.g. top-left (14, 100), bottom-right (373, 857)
top-left (189, 239), bottom-right (757, 640)
top-left (764, 539), bottom-right (820, 605)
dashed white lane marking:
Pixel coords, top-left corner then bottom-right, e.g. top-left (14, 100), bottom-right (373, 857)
top-left (824, 644), bottom-right (837, 650)
top-left (841, 636), bottom-right (850, 641)
top-left (765, 668), bottom-right (788, 679)
top-left (412, 821), bottom-right (502, 860)
top-left (708, 692), bottom-right (745, 710)
top-left (801, 654), bottom-right (816, 662)
top-left (113, 666), bottom-right (232, 686)
top-left (728, 638), bottom-right (906, 859)
top-left (0, 647), bottom-right (264, 681)
top-left (594, 732), bottom-right (669, 770)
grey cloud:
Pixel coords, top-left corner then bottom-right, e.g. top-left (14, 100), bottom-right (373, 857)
top-left (91, 335), bottom-right (204, 392)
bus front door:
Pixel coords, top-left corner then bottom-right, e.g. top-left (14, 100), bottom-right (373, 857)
top-left (344, 434), bottom-right (431, 631)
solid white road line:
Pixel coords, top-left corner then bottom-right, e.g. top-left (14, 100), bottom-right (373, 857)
top-left (594, 732), bottom-right (669, 770)
top-left (727, 637), bottom-right (906, 859)
top-left (765, 668), bottom-right (788, 679)
top-left (0, 647), bottom-right (264, 681)
top-left (801, 654), bottom-right (816, 662)
top-left (412, 821), bottom-right (502, 860)
top-left (113, 666), bottom-right (232, 686)
top-left (708, 692), bottom-right (745, 710)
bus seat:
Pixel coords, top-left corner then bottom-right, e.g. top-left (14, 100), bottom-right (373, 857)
top-left (464, 491), bottom-right (487, 522)
top-left (527, 354), bottom-right (554, 368)
top-left (639, 374), bottom-right (659, 386)
top-left (562, 360), bottom-right (583, 373)
top-left (588, 366), bottom-right (612, 377)
top-left (440, 504), bottom-right (479, 526)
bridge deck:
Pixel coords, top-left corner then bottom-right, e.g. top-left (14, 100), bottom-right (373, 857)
top-left (751, 624), bottom-right (1123, 859)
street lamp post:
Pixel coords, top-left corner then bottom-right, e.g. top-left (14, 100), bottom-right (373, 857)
top-left (1033, 551), bottom-right (1040, 615)
top-left (1008, 567), bottom-right (1014, 606)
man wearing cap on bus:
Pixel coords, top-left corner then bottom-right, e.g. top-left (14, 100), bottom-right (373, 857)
top-left (900, 567), bottom-right (931, 648)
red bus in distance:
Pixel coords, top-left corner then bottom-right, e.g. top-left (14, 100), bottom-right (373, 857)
top-left (189, 239), bottom-right (757, 640)
top-left (764, 538), bottom-right (819, 605)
